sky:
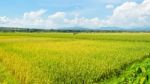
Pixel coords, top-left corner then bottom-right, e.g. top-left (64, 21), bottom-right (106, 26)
top-left (0, 0), bottom-right (149, 29)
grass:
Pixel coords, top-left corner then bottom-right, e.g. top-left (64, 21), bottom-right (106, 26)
top-left (0, 32), bottom-right (150, 84)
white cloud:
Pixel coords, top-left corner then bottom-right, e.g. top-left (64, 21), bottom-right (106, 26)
top-left (64, 17), bottom-right (102, 28)
top-left (47, 12), bottom-right (66, 28)
top-left (0, 10), bottom-right (102, 28)
top-left (106, 0), bottom-right (150, 27)
top-left (0, 10), bottom-right (47, 28)
top-left (22, 9), bottom-right (47, 27)
top-left (48, 12), bottom-right (66, 19)
top-left (0, 16), bottom-right (9, 24)
top-left (23, 9), bottom-right (46, 20)
top-left (0, 0), bottom-right (150, 29)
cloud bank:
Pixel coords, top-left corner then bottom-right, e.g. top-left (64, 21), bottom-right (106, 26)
top-left (0, 0), bottom-right (150, 29)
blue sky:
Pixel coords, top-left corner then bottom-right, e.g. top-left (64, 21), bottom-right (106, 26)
top-left (0, 0), bottom-right (143, 18)
top-left (0, 0), bottom-right (149, 29)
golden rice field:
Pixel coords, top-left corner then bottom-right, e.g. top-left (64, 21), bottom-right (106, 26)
top-left (0, 32), bottom-right (150, 84)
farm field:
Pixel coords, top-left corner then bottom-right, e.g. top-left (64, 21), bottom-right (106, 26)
top-left (0, 32), bottom-right (150, 84)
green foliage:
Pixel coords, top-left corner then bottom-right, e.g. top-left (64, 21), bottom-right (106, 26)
top-left (113, 58), bottom-right (150, 84)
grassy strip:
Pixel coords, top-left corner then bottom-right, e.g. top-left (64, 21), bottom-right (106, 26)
top-left (101, 55), bottom-right (150, 84)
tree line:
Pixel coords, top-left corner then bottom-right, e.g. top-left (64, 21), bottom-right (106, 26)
top-left (0, 27), bottom-right (149, 33)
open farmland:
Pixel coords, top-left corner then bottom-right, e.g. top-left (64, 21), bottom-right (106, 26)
top-left (0, 32), bottom-right (150, 84)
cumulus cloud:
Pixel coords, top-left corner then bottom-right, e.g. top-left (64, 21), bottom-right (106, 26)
top-left (0, 16), bottom-right (9, 24)
top-left (0, 10), bottom-right (102, 28)
top-left (106, 0), bottom-right (150, 27)
top-left (0, 9), bottom-right (48, 28)
top-left (23, 9), bottom-right (46, 20)
top-left (48, 12), bottom-right (66, 19)
top-left (64, 17), bottom-right (102, 28)
top-left (0, 0), bottom-right (150, 29)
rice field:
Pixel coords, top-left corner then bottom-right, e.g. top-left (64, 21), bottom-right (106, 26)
top-left (0, 32), bottom-right (150, 84)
